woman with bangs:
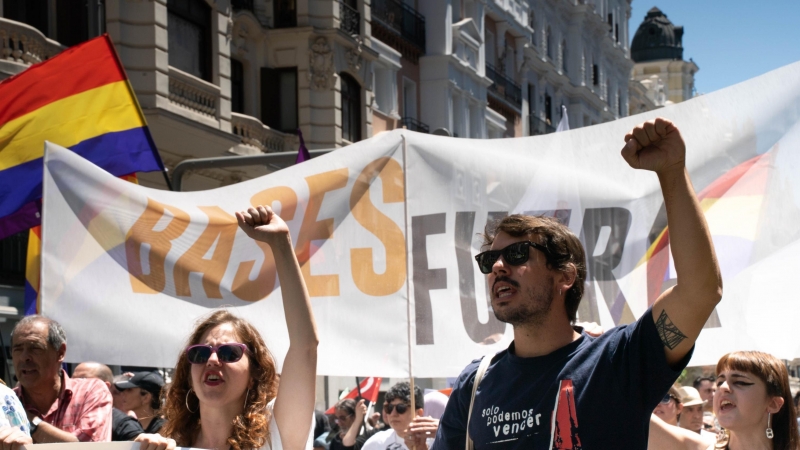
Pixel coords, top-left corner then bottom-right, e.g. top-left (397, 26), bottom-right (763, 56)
top-left (136, 205), bottom-right (318, 450)
top-left (649, 350), bottom-right (799, 450)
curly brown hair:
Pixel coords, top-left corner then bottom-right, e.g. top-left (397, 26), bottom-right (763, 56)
top-left (161, 310), bottom-right (278, 450)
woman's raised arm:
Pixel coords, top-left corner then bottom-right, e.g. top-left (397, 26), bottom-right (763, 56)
top-left (237, 205), bottom-right (319, 449)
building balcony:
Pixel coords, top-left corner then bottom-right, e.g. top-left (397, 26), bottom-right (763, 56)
top-left (167, 66), bottom-right (220, 126)
top-left (529, 115), bottom-right (555, 136)
top-left (231, 113), bottom-right (296, 153)
top-left (0, 17), bottom-right (64, 80)
top-left (486, 64), bottom-right (522, 107)
top-left (400, 117), bottom-right (429, 133)
top-left (338, 1), bottom-right (360, 36)
top-left (372, 0), bottom-right (425, 63)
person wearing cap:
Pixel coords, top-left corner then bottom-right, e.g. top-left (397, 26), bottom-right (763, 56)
top-left (115, 372), bottom-right (165, 434)
top-left (677, 386), bottom-right (715, 444)
top-left (10, 315), bottom-right (112, 442)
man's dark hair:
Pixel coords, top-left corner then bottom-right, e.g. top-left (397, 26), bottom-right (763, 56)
top-left (483, 214), bottom-right (587, 322)
top-left (384, 382), bottom-right (423, 410)
top-left (11, 315), bottom-right (67, 350)
top-left (692, 376), bottom-right (715, 390)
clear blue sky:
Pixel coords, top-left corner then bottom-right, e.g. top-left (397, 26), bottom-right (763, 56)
top-left (628, 1), bottom-right (800, 95)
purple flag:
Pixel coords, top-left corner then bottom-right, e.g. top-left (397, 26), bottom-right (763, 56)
top-left (295, 129), bottom-right (311, 164)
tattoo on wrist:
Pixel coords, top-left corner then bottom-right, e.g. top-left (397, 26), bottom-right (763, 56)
top-left (655, 309), bottom-right (687, 350)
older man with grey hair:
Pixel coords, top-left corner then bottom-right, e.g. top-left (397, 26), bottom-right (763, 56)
top-left (11, 315), bottom-right (112, 442)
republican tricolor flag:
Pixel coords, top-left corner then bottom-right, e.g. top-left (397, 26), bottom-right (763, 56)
top-left (0, 34), bottom-right (165, 312)
top-left (0, 34), bottom-right (164, 238)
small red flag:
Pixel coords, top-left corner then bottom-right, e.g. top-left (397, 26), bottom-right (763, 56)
top-left (325, 377), bottom-right (382, 414)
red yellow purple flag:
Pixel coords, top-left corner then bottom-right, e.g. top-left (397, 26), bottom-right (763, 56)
top-left (0, 34), bottom-right (164, 240)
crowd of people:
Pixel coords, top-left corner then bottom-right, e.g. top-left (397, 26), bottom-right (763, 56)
top-left (0, 118), bottom-right (795, 450)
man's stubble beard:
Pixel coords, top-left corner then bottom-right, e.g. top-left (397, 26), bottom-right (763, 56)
top-left (492, 275), bottom-right (555, 327)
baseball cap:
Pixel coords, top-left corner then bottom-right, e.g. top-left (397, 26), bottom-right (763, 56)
top-left (114, 371), bottom-right (165, 397)
top-left (678, 386), bottom-right (706, 407)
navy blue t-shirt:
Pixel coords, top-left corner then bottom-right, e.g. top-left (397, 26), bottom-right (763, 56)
top-left (432, 307), bottom-right (692, 450)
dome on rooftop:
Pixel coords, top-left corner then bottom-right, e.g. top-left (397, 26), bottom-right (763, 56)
top-left (631, 7), bottom-right (684, 63)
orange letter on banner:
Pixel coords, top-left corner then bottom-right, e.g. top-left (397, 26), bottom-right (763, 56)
top-left (126, 198), bottom-right (190, 294)
top-left (174, 206), bottom-right (237, 298)
top-left (231, 186), bottom-right (298, 301)
top-left (349, 157), bottom-right (406, 296)
top-left (296, 169), bottom-right (349, 297)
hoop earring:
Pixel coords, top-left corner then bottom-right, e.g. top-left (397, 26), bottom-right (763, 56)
top-left (243, 388), bottom-right (250, 411)
top-left (766, 412), bottom-right (774, 439)
top-left (186, 388), bottom-right (197, 414)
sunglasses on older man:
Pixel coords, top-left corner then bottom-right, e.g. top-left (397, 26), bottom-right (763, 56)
top-left (474, 241), bottom-right (550, 274)
top-left (186, 343), bottom-right (249, 364)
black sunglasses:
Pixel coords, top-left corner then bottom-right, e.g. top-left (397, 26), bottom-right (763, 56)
top-left (186, 343), bottom-right (249, 364)
top-left (383, 403), bottom-right (410, 415)
top-left (474, 241), bottom-right (550, 274)
top-left (660, 394), bottom-right (677, 404)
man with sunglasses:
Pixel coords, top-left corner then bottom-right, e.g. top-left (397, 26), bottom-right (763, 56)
top-left (433, 118), bottom-right (722, 449)
top-left (362, 382), bottom-right (425, 450)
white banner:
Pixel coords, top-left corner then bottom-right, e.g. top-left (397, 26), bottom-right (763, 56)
top-left (42, 61), bottom-right (800, 377)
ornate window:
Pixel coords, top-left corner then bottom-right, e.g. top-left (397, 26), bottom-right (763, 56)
top-left (546, 27), bottom-right (554, 60)
top-left (340, 73), bottom-right (362, 142)
top-left (168, 0), bottom-right (212, 81)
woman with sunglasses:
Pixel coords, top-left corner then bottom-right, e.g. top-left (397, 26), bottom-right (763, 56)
top-left (136, 205), bottom-right (318, 450)
top-left (649, 351), bottom-right (799, 450)
top-left (653, 386), bottom-right (683, 427)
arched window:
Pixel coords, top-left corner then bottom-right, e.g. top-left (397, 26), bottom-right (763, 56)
top-left (168, 0), bottom-right (212, 81)
top-left (340, 73), bottom-right (362, 142)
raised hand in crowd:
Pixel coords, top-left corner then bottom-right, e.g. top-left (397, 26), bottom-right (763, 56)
top-left (341, 399), bottom-right (368, 447)
top-left (236, 204), bottom-right (319, 449)
top-left (405, 416), bottom-right (440, 449)
top-left (623, 117), bottom-right (722, 367)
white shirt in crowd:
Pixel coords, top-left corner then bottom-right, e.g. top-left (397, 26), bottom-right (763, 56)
top-left (362, 428), bottom-right (432, 450)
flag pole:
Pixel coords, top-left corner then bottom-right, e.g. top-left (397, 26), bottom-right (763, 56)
top-left (355, 376), bottom-right (367, 434)
top-left (401, 133), bottom-right (416, 449)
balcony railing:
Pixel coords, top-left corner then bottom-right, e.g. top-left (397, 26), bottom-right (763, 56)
top-left (372, 0), bottom-right (426, 51)
top-left (168, 66), bottom-right (219, 118)
top-left (338, 1), bottom-right (360, 36)
top-left (486, 64), bottom-right (522, 107)
top-left (231, 113), bottom-right (295, 153)
top-left (0, 17), bottom-right (64, 76)
top-left (400, 117), bottom-right (429, 133)
top-left (529, 115), bottom-right (555, 136)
